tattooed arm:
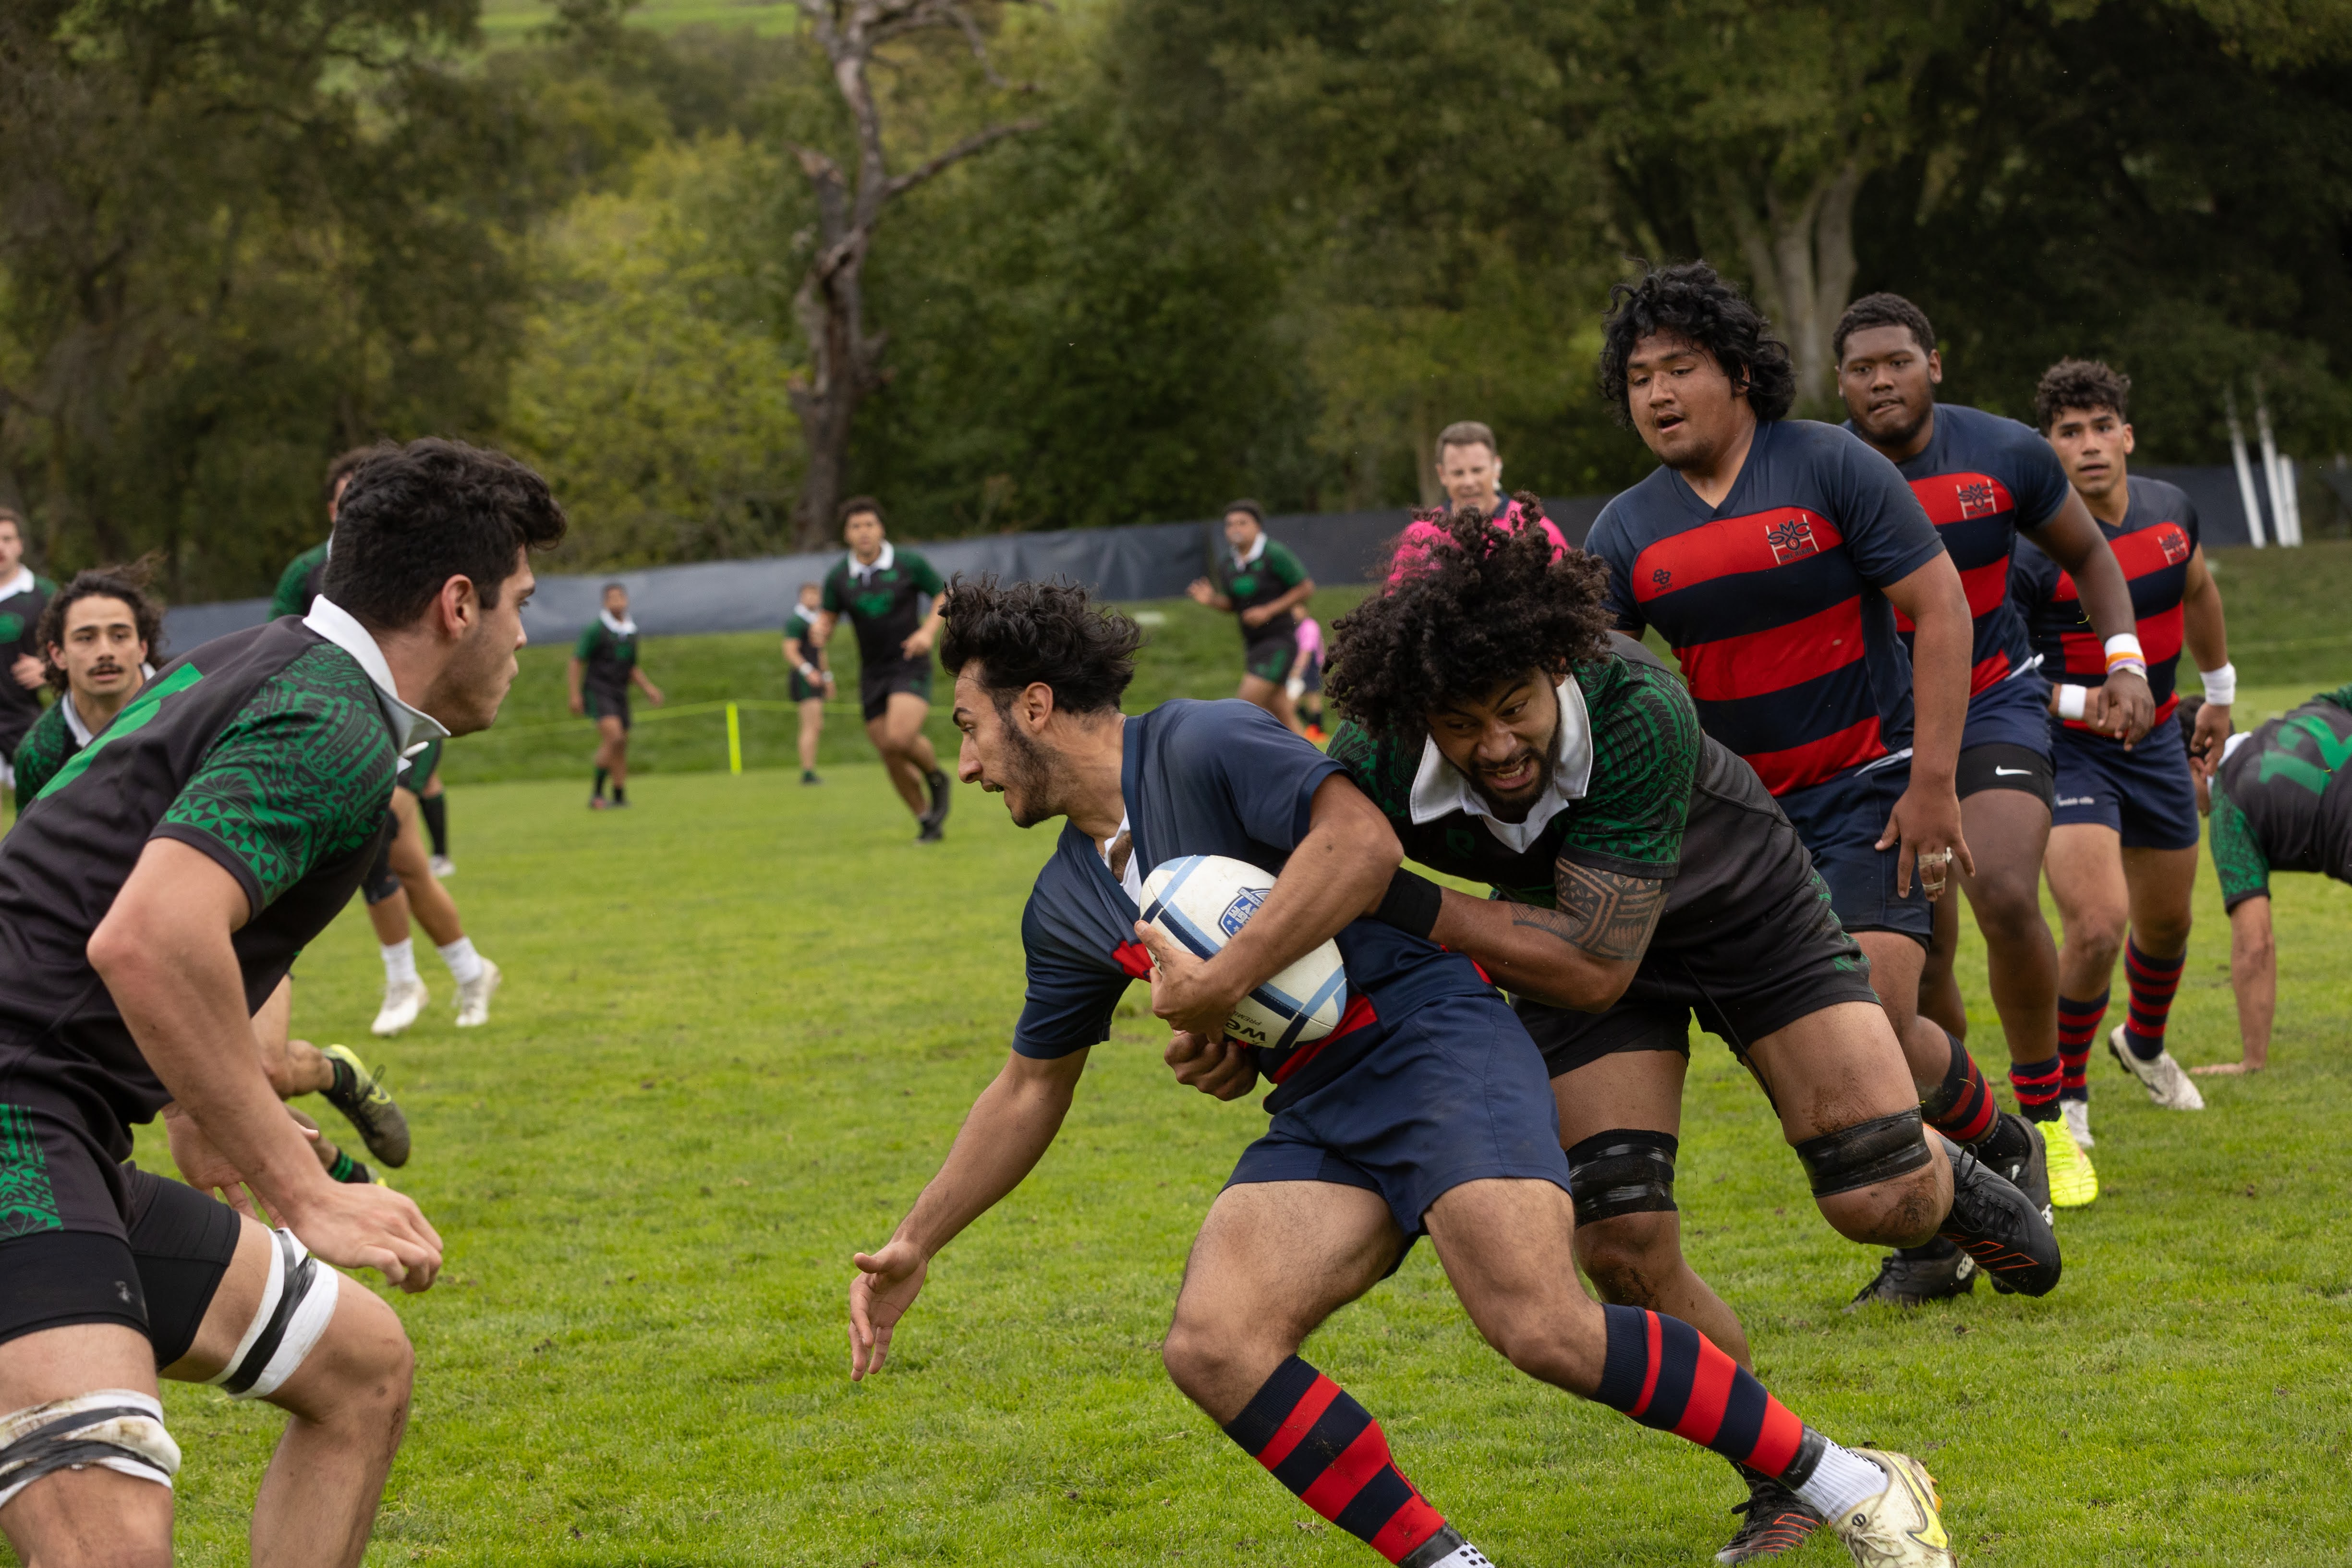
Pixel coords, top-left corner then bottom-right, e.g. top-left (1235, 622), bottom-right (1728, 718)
top-left (1424, 857), bottom-right (1668, 1012)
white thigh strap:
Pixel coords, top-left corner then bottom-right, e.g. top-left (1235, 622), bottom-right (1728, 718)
top-left (0, 1390), bottom-right (179, 1510)
top-left (207, 1228), bottom-right (341, 1401)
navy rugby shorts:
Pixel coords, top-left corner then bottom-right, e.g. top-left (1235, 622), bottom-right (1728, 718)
top-left (1775, 757), bottom-right (1934, 946)
top-left (2051, 716), bottom-right (2199, 851)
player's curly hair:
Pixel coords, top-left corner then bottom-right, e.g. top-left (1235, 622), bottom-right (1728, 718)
top-left (1600, 261), bottom-right (1797, 425)
top-left (1328, 498), bottom-right (1614, 740)
top-left (35, 562), bottom-right (167, 694)
top-left (2035, 358), bottom-right (2130, 434)
top-left (939, 574), bottom-right (1142, 716)
top-left (1832, 291), bottom-right (1937, 365)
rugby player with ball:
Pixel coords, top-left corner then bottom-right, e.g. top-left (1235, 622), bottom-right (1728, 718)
top-left (848, 575), bottom-right (1960, 1568)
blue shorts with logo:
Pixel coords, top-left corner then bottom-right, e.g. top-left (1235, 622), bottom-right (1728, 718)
top-left (2051, 716), bottom-right (2200, 851)
top-left (1227, 989), bottom-right (1569, 1239)
top-left (1963, 669), bottom-right (2055, 756)
top-left (1776, 756), bottom-right (1934, 946)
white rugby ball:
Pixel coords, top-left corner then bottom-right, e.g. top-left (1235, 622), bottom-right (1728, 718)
top-left (1141, 854), bottom-right (1349, 1051)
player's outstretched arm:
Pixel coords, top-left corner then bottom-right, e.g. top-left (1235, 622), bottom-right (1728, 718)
top-left (1423, 871), bottom-right (1661, 1013)
top-left (1878, 554), bottom-right (1974, 895)
top-left (89, 839), bottom-right (444, 1291)
top-left (630, 665), bottom-right (665, 706)
top-left (849, 1046), bottom-right (1089, 1380)
top-left (2200, 896), bottom-right (2275, 1076)
top-left (2025, 495), bottom-right (2155, 744)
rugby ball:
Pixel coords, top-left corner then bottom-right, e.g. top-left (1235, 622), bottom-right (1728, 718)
top-left (1141, 854), bottom-right (1349, 1052)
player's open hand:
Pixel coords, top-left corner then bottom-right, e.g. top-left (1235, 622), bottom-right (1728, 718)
top-left (1165, 1029), bottom-right (1257, 1101)
top-left (900, 627), bottom-right (935, 659)
top-left (1135, 921), bottom-right (1242, 1043)
top-left (287, 1182), bottom-right (445, 1293)
top-left (11, 653), bottom-right (44, 691)
top-left (2100, 669), bottom-right (2156, 748)
top-left (568, 693), bottom-right (585, 717)
top-left (1879, 779), bottom-right (1974, 900)
top-left (2189, 698), bottom-right (2232, 776)
top-left (849, 1239), bottom-right (929, 1381)
top-left (644, 683), bottom-right (666, 707)
top-left (1185, 577), bottom-right (1216, 608)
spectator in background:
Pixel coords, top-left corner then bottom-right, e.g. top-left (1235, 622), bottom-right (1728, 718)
top-left (1188, 500), bottom-right (1314, 734)
top-left (0, 507), bottom-right (57, 796)
top-left (1434, 420), bottom-right (1510, 516)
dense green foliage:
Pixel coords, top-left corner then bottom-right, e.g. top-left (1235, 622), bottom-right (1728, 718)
top-left (3, 0), bottom-right (2350, 594)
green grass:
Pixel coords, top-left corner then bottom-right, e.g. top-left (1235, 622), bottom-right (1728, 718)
top-left (478, 0), bottom-right (803, 39)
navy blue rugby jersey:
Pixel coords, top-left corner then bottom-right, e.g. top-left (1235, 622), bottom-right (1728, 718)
top-left (1011, 698), bottom-right (1493, 1109)
top-left (1855, 403), bottom-right (2071, 697)
top-left (1586, 419), bottom-right (1945, 797)
top-left (2010, 475), bottom-right (2200, 730)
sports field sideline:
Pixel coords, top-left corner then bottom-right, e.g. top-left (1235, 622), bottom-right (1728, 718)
top-left (54, 554), bottom-right (2346, 1565)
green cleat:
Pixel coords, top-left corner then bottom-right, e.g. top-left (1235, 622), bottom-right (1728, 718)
top-left (2040, 1114), bottom-right (2098, 1208)
top-left (318, 1043), bottom-right (411, 1168)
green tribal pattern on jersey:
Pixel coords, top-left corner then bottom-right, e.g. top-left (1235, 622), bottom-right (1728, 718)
top-left (822, 549), bottom-right (946, 668)
top-left (1211, 541), bottom-right (1308, 641)
top-left (11, 699), bottom-right (75, 804)
top-left (1328, 652), bottom-right (1701, 904)
top-left (270, 541), bottom-right (330, 620)
top-left (2207, 683), bottom-right (2352, 910)
top-left (0, 1105), bottom-right (60, 1237)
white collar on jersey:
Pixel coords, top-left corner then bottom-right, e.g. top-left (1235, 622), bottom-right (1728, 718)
top-left (1408, 673), bottom-right (1594, 853)
top-left (302, 595), bottom-right (449, 757)
top-left (1097, 809), bottom-right (1145, 908)
top-left (850, 540), bottom-right (896, 582)
top-left (0, 567), bottom-right (34, 603)
top-left (599, 608), bottom-right (637, 637)
top-left (59, 666), bottom-right (152, 748)
top-left (2222, 730), bottom-right (2253, 766)
top-left (1229, 532), bottom-right (1267, 570)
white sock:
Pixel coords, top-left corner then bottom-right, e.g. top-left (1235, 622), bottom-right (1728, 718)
top-left (381, 938), bottom-right (418, 989)
top-left (1795, 1440), bottom-right (1890, 1521)
top-left (436, 936), bottom-right (485, 985)
top-left (1427, 1546), bottom-right (1492, 1568)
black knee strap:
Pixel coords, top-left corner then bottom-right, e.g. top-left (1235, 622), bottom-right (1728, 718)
top-left (1793, 1109), bottom-right (1932, 1198)
top-left (1565, 1130), bottom-right (1678, 1226)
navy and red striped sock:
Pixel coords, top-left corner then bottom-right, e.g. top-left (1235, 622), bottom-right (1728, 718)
top-left (2057, 990), bottom-right (2108, 1103)
top-left (2008, 1054), bottom-right (2063, 1124)
top-left (1919, 1026), bottom-right (1998, 1143)
top-left (2122, 939), bottom-right (2185, 1062)
top-left (1223, 1357), bottom-right (1463, 1565)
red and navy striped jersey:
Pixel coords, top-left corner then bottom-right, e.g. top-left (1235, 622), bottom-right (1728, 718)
top-left (1853, 403), bottom-right (2071, 698)
top-left (2009, 475), bottom-right (2199, 733)
top-left (1587, 420), bottom-right (1946, 797)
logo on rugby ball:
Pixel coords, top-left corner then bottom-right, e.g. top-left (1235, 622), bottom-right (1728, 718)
top-left (1218, 887), bottom-right (1265, 937)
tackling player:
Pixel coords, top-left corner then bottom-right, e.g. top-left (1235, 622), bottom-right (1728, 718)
top-left (1581, 264), bottom-right (2033, 1309)
top-left (569, 582), bottom-right (665, 810)
top-left (814, 499), bottom-right (952, 840)
top-left (1323, 510), bottom-right (2056, 1559)
top-left (2194, 685), bottom-right (2352, 1074)
top-left (13, 568), bottom-right (163, 803)
top-left (782, 580), bottom-right (834, 785)
top-left (0, 509), bottom-right (57, 800)
top-left (1188, 500), bottom-right (1316, 735)
top-left (0, 436), bottom-right (560, 1568)
top-left (2013, 359), bottom-right (2232, 1156)
top-left (1837, 296), bottom-right (2155, 1224)
top-left (849, 574), bottom-right (1960, 1568)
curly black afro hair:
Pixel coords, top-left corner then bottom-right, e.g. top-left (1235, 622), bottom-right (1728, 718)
top-left (1328, 496), bottom-right (1614, 740)
top-left (1599, 260), bottom-right (1797, 425)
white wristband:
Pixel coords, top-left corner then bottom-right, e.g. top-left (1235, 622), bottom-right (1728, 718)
top-left (2103, 632), bottom-right (2145, 660)
top-left (800, 662), bottom-right (818, 679)
top-left (2057, 684), bottom-right (2089, 721)
top-left (2200, 662), bottom-right (2237, 705)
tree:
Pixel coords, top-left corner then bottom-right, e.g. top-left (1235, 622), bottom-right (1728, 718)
top-left (782, 0), bottom-right (1045, 548)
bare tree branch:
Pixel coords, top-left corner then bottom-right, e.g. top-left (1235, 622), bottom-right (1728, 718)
top-left (884, 117), bottom-right (1044, 201)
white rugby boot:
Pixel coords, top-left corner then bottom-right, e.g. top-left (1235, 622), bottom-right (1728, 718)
top-left (455, 958), bottom-right (501, 1028)
top-left (428, 854), bottom-right (457, 879)
top-left (2110, 1024), bottom-right (2205, 1110)
top-left (371, 977), bottom-right (427, 1037)
top-left (1827, 1449), bottom-right (1956, 1567)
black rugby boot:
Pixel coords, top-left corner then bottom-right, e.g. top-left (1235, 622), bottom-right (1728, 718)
top-left (1845, 1237), bottom-right (1977, 1311)
top-left (1968, 1110), bottom-right (2051, 1226)
top-left (1716, 1468), bottom-right (1825, 1561)
top-left (1935, 1134), bottom-right (2062, 1296)
top-left (921, 767), bottom-right (952, 833)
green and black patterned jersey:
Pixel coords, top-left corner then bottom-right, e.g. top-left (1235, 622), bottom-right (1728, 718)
top-left (400, 735), bottom-right (444, 797)
top-left (574, 619), bottom-right (638, 695)
top-left (823, 546), bottom-right (945, 669)
top-left (0, 574), bottom-right (57, 753)
top-left (2207, 683), bottom-right (2352, 910)
top-left (269, 540), bottom-right (331, 620)
top-left (10, 698), bottom-right (76, 804)
top-left (1329, 635), bottom-right (1825, 964)
top-left (0, 618), bottom-right (402, 1149)
top-left (1210, 538), bottom-right (1308, 644)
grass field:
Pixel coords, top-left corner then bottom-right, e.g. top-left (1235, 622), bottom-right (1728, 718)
top-left (11, 544), bottom-right (2352, 1565)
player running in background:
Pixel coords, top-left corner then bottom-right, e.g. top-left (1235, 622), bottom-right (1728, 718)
top-left (2014, 359), bottom-right (2232, 1156)
top-left (1581, 265), bottom-right (2052, 1310)
top-left (782, 580), bottom-right (834, 785)
top-left (0, 508), bottom-right (57, 802)
top-left (1287, 613), bottom-right (1327, 742)
top-left (1323, 511), bottom-right (2055, 1560)
top-left (362, 737), bottom-right (501, 1035)
top-left (849, 574), bottom-right (1959, 1568)
top-left (569, 582), bottom-right (665, 810)
top-left (2193, 684), bottom-right (2352, 1074)
top-left (1837, 295), bottom-right (2154, 1226)
top-left (814, 498), bottom-right (953, 840)
top-left (13, 567), bottom-right (162, 803)
top-left (1188, 500), bottom-right (1315, 735)
top-left (0, 436), bottom-right (558, 1568)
